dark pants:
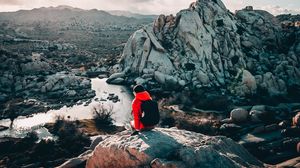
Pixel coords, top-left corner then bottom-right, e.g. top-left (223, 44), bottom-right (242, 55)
top-left (130, 120), bottom-right (155, 131)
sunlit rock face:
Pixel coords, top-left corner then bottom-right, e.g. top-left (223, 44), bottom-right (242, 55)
top-left (86, 128), bottom-right (264, 168)
top-left (109, 0), bottom-right (300, 103)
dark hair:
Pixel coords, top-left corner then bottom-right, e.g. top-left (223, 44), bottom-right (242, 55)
top-left (133, 85), bottom-right (145, 93)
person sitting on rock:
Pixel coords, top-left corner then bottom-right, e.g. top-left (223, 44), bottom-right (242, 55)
top-left (130, 85), bottom-right (159, 134)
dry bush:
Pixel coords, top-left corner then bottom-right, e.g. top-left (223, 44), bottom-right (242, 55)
top-left (92, 104), bottom-right (114, 129)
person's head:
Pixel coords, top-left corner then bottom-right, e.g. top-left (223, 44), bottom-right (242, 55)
top-left (133, 85), bottom-right (145, 95)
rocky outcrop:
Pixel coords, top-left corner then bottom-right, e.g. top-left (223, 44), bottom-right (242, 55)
top-left (235, 9), bottom-right (299, 97)
top-left (41, 72), bottom-right (95, 99)
top-left (108, 0), bottom-right (300, 105)
top-left (219, 103), bottom-right (300, 164)
top-left (86, 128), bottom-right (264, 168)
top-left (0, 49), bottom-right (95, 118)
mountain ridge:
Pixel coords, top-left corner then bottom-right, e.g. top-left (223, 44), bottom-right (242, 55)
top-left (0, 5), bottom-right (156, 20)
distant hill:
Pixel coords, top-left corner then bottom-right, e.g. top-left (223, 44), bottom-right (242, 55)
top-left (107, 10), bottom-right (157, 19)
top-left (0, 5), bottom-right (154, 26)
top-left (276, 14), bottom-right (300, 22)
top-left (0, 5), bottom-right (155, 56)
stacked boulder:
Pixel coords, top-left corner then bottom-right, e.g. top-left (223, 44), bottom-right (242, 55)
top-left (236, 7), bottom-right (300, 97)
top-left (108, 0), bottom-right (300, 103)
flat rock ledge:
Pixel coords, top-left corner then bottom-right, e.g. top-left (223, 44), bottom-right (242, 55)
top-left (86, 128), bottom-right (264, 168)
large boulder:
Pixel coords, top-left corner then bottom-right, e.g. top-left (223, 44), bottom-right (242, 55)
top-left (230, 108), bottom-right (249, 123)
top-left (86, 128), bottom-right (264, 168)
top-left (233, 70), bottom-right (257, 96)
top-left (20, 61), bottom-right (52, 75)
top-left (255, 72), bottom-right (287, 96)
top-left (249, 105), bottom-right (274, 123)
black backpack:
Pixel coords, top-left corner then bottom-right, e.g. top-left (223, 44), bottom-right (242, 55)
top-left (140, 100), bottom-right (160, 126)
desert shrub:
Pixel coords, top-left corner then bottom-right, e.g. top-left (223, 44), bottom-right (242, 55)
top-left (24, 131), bottom-right (39, 142)
top-left (51, 116), bottom-right (90, 155)
top-left (52, 115), bottom-right (66, 133)
top-left (14, 131), bottom-right (39, 151)
top-left (31, 139), bottom-right (56, 158)
top-left (92, 104), bottom-right (114, 129)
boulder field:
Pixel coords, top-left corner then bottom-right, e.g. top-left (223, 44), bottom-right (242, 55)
top-left (0, 49), bottom-right (95, 119)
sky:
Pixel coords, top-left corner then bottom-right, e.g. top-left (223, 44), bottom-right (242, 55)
top-left (0, 0), bottom-right (299, 15)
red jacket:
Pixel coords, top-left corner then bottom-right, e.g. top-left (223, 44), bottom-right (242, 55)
top-left (132, 91), bottom-right (152, 130)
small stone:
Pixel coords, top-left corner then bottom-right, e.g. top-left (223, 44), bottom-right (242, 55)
top-left (135, 77), bottom-right (146, 85)
top-left (220, 123), bottom-right (242, 134)
top-left (66, 90), bottom-right (77, 97)
top-left (178, 80), bottom-right (186, 87)
top-left (98, 74), bottom-right (108, 79)
top-left (241, 41), bottom-right (253, 48)
top-left (221, 118), bottom-right (233, 123)
top-left (197, 71), bottom-right (210, 85)
top-left (108, 78), bottom-right (125, 85)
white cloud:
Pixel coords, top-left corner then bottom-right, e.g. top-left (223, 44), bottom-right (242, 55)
top-left (222, 0), bottom-right (244, 12)
top-left (259, 5), bottom-right (300, 15)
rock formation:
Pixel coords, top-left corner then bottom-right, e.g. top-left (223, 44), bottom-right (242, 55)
top-left (108, 0), bottom-right (300, 105)
top-left (0, 49), bottom-right (95, 118)
top-left (85, 128), bottom-right (264, 168)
